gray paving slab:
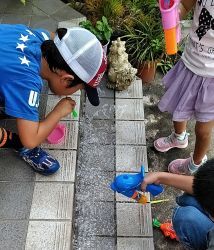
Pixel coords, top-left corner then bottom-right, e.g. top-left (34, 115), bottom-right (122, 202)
top-left (78, 143), bottom-right (115, 172)
top-left (0, 120), bottom-right (7, 127)
top-left (51, 5), bottom-right (84, 22)
top-left (0, 220), bottom-right (28, 250)
top-left (0, 2), bottom-right (10, 13)
top-left (80, 119), bottom-right (115, 145)
top-left (116, 145), bottom-right (148, 172)
top-left (75, 169), bottom-right (115, 202)
top-left (30, 183), bottom-right (74, 219)
top-left (0, 149), bottom-right (35, 181)
top-left (35, 149), bottom-right (77, 182)
top-left (1, 14), bottom-right (31, 25)
top-left (45, 95), bottom-right (80, 121)
top-left (74, 201), bottom-right (115, 237)
top-left (32, 0), bottom-right (65, 15)
top-left (30, 16), bottom-right (58, 31)
top-left (117, 203), bottom-right (153, 237)
top-left (117, 237), bottom-right (154, 250)
top-left (116, 121), bottom-right (146, 145)
top-left (73, 236), bottom-right (116, 250)
top-left (115, 79), bottom-right (143, 99)
top-left (4, 1), bottom-right (33, 14)
top-left (116, 191), bottom-right (150, 203)
top-left (0, 182), bottom-right (34, 219)
top-left (25, 221), bottom-right (72, 250)
top-left (85, 97), bottom-right (115, 120)
top-left (116, 99), bottom-right (144, 120)
top-left (98, 74), bottom-right (115, 98)
top-left (4, 119), bottom-right (17, 133)
top-left (58, 18), bottom-right (86, 28)
top-left (42, 120), bottom-right (79, 149)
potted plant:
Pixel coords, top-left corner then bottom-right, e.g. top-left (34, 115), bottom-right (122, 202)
top-left (79, 16), bottom-right (113, 53)
top-left (122, 15), bottom-right (164, 84)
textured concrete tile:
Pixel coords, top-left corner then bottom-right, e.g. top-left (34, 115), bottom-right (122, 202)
top-left (98, 74), bottom-right (114, 98)
top-left (51, 5), bottom-right (84, 21)
top-left (76, 170), bottom-right (114, 202)
top-left (73, 236), bottom-right (115, 250)
top-left (85, 98), bottom-right (115, 120)
top-left (4, 119), bottom-right (17, 133)
top-left (36, 150), bottom-right (76, 182)
top-left (1, 14), bottom-right (31, 25)
top-left (116, 145), bottom-right (148, 172)
top-left (30, 16), bottom-right (58, 31)
top-left (116, 190), bottom-right (150, 203)
top-left (117, 237), bottom-right (154, 250)
top-left (0, 182), bottom-right (34, 219)
top-left (42, 121), bottom-right (79, 150)
top-left (80, 119), bottom-right (115, 145)
top-left (32, 0), bottom-right (65, 15)
top-left (5, 1), bottom-right (33, 14)
top-left (30, 183), bottom-right (74, 219)
top-left (45, 95), bottom-right (80, 121)
top-left (116, 121), bottom-right (146, 145)
top-left (48, 88), bottom-right (81, 96)
top-left (58, 18), bottom-right (86, 29)
top-left (0, 2), bottom-right (10, 13)
top-left (0, 220), bottom-right (28, 250)
top-left (32, 6), bottom-right (48, 16)
top-left (0, 149), bottom-right (35, 181)
top-left (78, 143), bottom-right (115, 172)
top-left (25, 221), bottom-right (71, 250)
top-left (115, 79), bottom-right (143, 99)
top-left (117, 203), bottom-right (153, 237)
top-left (116, 99), bottom-right (144, 120)
top-left (0, 119), bottom-right (7, 127)
top-left (39, 93), bottom-right (48, 120)
top-left (74, 201), bottom-right (115, 236)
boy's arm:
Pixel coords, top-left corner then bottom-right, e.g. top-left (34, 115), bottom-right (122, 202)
top-left (16, 97), bottom-right (75, 148)
top-left (180, 0), bottom-right (196, 20)
top-left (141, 172), bottom-right (194, 194)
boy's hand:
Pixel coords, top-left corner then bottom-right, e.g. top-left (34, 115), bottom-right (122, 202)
top-left (53, 97), bottom-right (76, 118)
top-left (141, 172), bottom-right (162, 192)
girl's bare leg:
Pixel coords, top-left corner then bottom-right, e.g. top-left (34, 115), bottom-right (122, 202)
top-left (173, 121), bottom-right (187, 134)
top-left (193, 121), bottom-right (214, 165)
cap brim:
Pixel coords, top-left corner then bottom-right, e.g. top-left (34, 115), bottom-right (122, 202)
top-left (85, 84), bottom-right (100, 106)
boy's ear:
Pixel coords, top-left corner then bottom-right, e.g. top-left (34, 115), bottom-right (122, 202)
top-left (61, 74), bottom-right (74, 87)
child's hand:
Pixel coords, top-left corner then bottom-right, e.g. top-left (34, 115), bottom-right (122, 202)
top-left (141, 172), bottom-right (162, 192)
top-left (53, 97), bottom-right (76, 118)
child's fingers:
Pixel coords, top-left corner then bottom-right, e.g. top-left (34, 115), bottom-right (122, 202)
top-left (141, 181), bottom-right (148, 192)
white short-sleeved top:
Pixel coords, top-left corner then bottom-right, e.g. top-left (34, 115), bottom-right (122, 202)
top-left (182, 0), bottom-right (214, 77)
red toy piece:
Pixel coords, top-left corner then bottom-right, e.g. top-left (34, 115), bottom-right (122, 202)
top-left (153, 218), bottom-right (178, 240)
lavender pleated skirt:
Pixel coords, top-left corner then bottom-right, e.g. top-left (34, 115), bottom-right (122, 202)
top-left (158, 60), bottom-right (214, 122)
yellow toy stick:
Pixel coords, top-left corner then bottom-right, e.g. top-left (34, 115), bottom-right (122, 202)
top-left (151, 199), bottom-right (170, 204)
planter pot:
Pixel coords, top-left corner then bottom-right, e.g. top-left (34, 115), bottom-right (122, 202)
top-left (137, 61), bottom-right (157, 84)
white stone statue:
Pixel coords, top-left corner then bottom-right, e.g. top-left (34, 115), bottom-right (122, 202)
top-left (107, 38), bottom-right (137, 91)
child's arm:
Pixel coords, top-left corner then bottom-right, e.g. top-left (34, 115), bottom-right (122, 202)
top-left (179, 0), bottom-right (196, 20)
top-left (16, 97), bottom-right (75, 148)
top-left (141, 172), bottom-right (194, 194)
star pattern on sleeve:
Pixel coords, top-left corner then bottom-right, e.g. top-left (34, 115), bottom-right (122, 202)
top-left (17, 31), bottom-right (32, 66)
top-left (19, 55), bottom-right (30, 66)
top-left (19, 34), bottom-right (29, 42)
top-left (16, 42), bottom-right (27, 52)
top-left (26, 29), bottom-right (36, 37)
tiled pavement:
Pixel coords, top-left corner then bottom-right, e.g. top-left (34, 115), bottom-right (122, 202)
top-left (0, 1), bottom-right (154, 249)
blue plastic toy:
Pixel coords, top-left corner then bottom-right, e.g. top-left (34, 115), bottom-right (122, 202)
top-left (110, 166), bottom-right (163, 203)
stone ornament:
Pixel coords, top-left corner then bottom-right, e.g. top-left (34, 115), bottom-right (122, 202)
top-left (107, 38), bottom-right (137, 91)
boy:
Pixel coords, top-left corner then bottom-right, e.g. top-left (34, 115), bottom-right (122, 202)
top-left (0, 24), bottom-right (107, 175)
top-left (142, 159), bottom-right (214, 250)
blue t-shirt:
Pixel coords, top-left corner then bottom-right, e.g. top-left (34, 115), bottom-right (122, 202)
top-left (0, 24), bottom-right (50, 121)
